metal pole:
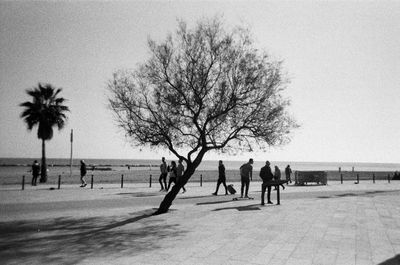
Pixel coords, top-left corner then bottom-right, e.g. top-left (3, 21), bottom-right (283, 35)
top-left (69, 129), bottom-right (73, 178)
top-left (121, 174), bottom-right (124, 188)
top-left (149, 174), bottom-right (152, 188)
top-left (357, 174), bottom-right (359, 183)
top-left (373, 173), bottom-right (375, 183)
top-left (277, 184), bottom-right (280, 205)
top-left (340, 174), bottom-right (343, 184)
top-left (200, 174), bottom-right (202, 187)
top-left (91, 174), bottom-right (93, 189)
top-left (22, 175), bottom-right (25, 190)
top-left (388, 174), bottom-right (391, 183)
top-left (58, 175), bottom-right (61, 189)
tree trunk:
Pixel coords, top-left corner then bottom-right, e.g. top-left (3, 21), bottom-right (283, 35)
top-left (153, 166), bottom-right (195, 215)
top-left (40, 139), bottom-right (47, 183)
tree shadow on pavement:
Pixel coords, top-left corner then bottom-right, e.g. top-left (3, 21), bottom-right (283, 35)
top-left (0, 208), bottom-right (186, 265)
top-left (378, 254), bottom-right (400, 265)
top-left (212, 203), bottom-right (262, 212)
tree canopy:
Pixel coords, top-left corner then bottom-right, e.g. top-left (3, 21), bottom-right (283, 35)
top-left (109, 18), bottom-right (296, 163)
top-left (108, 17), bottom-right (298, 213)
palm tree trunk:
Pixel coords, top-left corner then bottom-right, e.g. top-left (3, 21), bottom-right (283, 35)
top-left (40, 139), bottom-right (47, 183)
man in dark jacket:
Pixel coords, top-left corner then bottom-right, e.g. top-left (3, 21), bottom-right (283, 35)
top-left (259, 161), bottom-right (274, 205)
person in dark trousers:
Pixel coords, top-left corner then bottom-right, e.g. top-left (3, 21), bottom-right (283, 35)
top-left (213, 160), bottom-right (228, 195)
top-left (177, 158), bottom-right (186, 193)
top-left (31, 160), bottom-right (40, 186)
top-left (80, 160), bottom-right (87, 187)
top-left (260, 161), bottom-right (274, 205)
top-left (274, 165), bottom-right (285, 190)
top-left (159, 157), bottom-right (168, 191)
top-left (240, 158), bottom-right (253, 198)
top-left (285, 165), bottom-right (292, 184)
top-left (166, 161), bottom-right (177, 191)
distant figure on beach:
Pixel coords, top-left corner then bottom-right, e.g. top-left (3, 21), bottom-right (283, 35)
top-left (31, 160), bottom-right (40, 186)
top-left (260, 161), bottom-right (274, 205)
top-left (177, 158), bottom-right (186, 193)
top-left (213, 160), bottom-right (228, 196)
top-left (159, 157), bottom-right (168, 191)
top-left (285, 165), bottom-right (292, 184)
top-left (239, 158), bottom-right (253, 198)
top-left (80, 160), bottom-right (87, 187)
top-left (274, 165), bottom-right (285, 190)
top-left (167, 161), bottom-right (177, 191)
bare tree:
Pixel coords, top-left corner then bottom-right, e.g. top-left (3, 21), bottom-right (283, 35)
top-left (108, 17), bottom-right (298, 214)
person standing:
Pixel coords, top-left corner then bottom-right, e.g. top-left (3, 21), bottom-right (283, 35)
top-left (159, 157), bottom-right (168, 191)
top-left (177, 158), bottom-right (186, 193)
top-left (260, 161), bottom-right (274, 205)
top-left (285, 165), bottom-right (292, 184)
top-left (239, 158), bottom-right (253, 198)
top-left (274, 165), bottom-right (285, 190)
top-left (31, 160), bottom-right (40, 186)
top-left (213, 160), bottom-right (228, 195)
top-left (80, 160), bottom-right (87, 187)
top-left (166, 161), bottom-right (177, 191)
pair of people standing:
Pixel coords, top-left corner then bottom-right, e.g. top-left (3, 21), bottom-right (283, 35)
top-left (31, 160), bottom-right (40, 186)
top-left (159, 157), bottom-right (186, 193)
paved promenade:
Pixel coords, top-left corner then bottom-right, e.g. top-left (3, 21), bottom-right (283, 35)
top-left (1, 181), bottom-right (399, 265)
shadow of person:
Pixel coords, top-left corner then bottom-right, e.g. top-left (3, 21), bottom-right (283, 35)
top-left (378, 254), bottom-right (400, 265)
top-left (212, 203), bottom-right (262, 211)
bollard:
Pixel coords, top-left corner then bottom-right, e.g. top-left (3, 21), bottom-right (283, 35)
top-left (91, 174), bottom-right (94, 189)
top-left (356, 174), bottom-right (359, 183)
top-left (22, 175), bottom-right (25, 190)
top-left (373, 173), bottom-right (375, 183)
top-left (200, 174), bottom-right (202, 187)
top-left (388, 174), bottom-right (391, 183)
top-left (121, 174), bottom-right (124, 188)
top-left (149, 174), bottom-right (152, 188)
top-left (340, 173), bottom-right (343, 184)
top-left (58, 175), bottom-right (61, 190)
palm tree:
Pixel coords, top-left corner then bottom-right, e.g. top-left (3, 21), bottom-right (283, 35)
top-left (20, 83), bottom-right (70, 183)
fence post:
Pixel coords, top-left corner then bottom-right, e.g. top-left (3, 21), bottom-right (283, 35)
top-left (388, 174), bottom-right (391, 183)
top-left (22, 175), bottom-right (25, 190)
top-left (340, 173), bottom-right (343, 184)
top-left (58, 175), bottom-right (61, 190)
top-left (356, 174), bottom-right (359, 184)
top-left (373, 173), bottom-right (375, 183)
top-left (121, 174), bottom-right (124, 188)
top-left (200, 174), bottom-right (203, 187)
top-left (91, 174), bottom-right (94, 189)
top-left (149, 174), bottom-right (152, 188)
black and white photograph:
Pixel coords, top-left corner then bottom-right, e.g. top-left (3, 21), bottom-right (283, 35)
top-left (0, 1), bottom-right (399, 264)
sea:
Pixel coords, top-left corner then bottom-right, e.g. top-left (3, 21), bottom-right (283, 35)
top-left (1, 157), bottom-right (399, 172)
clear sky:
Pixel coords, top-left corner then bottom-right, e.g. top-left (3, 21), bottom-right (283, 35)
top-left (0, 1), bottom-right (399, 163)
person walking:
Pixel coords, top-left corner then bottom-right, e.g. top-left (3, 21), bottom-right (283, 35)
top-left (166, 161), bottom-right (177, 191)
top-left (260, 161), bottom-right (274, 205)
top-left (31, 160), bottom-right (40, 186)
top-left (285, 165), bottom-right (292, 184)
top-left (213, 160), bottom-right (228, 195)
top-left (274, 165), bottom-right (285, 190)
top-left (159, 157), bottom-right (168, 191)
top-left (80, 160), bottom-right (87, 187)
top-left (177, 158), bottom-right (186, 193)
top-left (239, 158), bottom-right (253, 198)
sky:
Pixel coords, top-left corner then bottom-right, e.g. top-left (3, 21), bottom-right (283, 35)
top-left (0, 1), bottom-right (399, 163)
